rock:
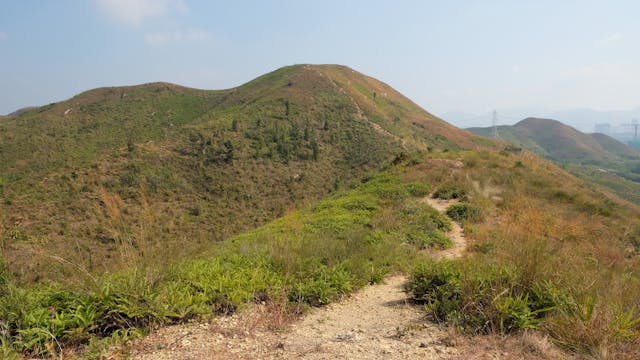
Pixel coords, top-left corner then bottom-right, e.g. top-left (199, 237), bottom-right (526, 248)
top-left (335, 332), bottom-right (357, 342)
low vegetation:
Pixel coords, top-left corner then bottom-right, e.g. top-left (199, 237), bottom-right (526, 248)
top-left (407, 151), bottom-right (640, 359)
top-left (432, 183), bottom-right (467, 200)
top-left (1, 66), bottom-right (639, 359)
top-left (0, 164), bottom-right (451, 357)
top-left (469, 118), bottom-right (640, 205)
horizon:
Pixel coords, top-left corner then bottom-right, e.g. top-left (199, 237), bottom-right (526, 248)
top-left (2, 1), bottom-right (640, 129)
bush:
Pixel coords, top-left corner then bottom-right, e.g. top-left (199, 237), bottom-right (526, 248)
top-left (406, 260), bottom-right (556, 334)
top-left (400, 202), bottom-right (451, 232)
top-left (446, 203), bottom-right (484, 223)
top-left (405, 182), bottom-right (431, 197)
top-left (432, 184), bottom-right (466, 200)
top-left (289, 264), bottom-right (353, 306)
top-left (405, 260), bottom-right (462, 322)
top-left (405, 230), bottom-right (452, 249)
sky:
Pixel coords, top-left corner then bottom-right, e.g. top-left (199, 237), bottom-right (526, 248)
top-left (1, 0), bottom-right (639, 130)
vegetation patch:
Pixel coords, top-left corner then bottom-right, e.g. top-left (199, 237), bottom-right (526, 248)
top-left (0, 170), bottom-right (435, 356)
top-left (432, 184), bottom-right (467, 200)
top-left (406, 259), bottom-right (555, 334)
top-left (445, 203), bottom-right (484, 223)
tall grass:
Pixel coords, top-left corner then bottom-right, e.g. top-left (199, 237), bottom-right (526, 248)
top-left (407, 151), bottom-right (640, 359)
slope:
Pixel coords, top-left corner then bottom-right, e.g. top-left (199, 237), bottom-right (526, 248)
top-left (2, 150), bottom-right (639, 358)
top-left (0, 64), bottom-right (486, 283)
top-left (468, 117), bottom-right (640, 203)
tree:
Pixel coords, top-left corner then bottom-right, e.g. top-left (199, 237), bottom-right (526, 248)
top-left (284, 100), bottom-right (290, 118)
top-left (222, 140), bottom-right (234, 163)
top-left (312, 140), bottom-right (319, 161)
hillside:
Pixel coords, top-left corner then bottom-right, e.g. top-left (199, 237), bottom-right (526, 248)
top-left (469, 117), bottom-right (638, 163)
top-left (2, 150), bottom-right (639, 358)
top-left (0, 64), bottom-right (486, 283)
top-left (1, 67), bottom-right (639, 358)
top-left (468, 117), bottom-right (640, 203)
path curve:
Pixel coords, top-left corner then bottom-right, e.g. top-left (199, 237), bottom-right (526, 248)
top-left (128, 196), bottom-right (469, 359)
top-left (421, 196), bottom-right (467, 259)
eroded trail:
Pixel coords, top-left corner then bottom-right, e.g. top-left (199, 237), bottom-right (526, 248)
top-left (130, 196), bottom-right (469, 359)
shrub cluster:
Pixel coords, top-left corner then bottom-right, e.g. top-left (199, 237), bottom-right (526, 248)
top-left (406, 260), bottom-right (557, 334)
top-left (432, 184), bottom-right (466, 200)
top-left (445, 203), bottom-right (484, 223)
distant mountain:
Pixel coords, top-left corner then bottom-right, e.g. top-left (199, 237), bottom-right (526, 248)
top-left (0, 64), bottom-right (485, 282)
top-left (441, 107), bottom-right (640, 137)
top-left (468, 117), bottom-right (640, 203)
top-left (469, 117), bottom-right (638, 163)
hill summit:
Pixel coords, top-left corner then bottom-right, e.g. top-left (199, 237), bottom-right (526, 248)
top-left (0, 64), bottom-right (485, 282)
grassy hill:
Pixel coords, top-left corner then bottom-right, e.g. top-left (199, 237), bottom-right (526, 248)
top-left (0, 64), bottom-right (486, 283)
top-left (470, 117), bottom-right (639, 163)
top-left (0, 66), bottom-right (639, 358)
top-left (1, 150), bottom-right (639, 358)
top-left (468, 117), bottom-right (640, 203)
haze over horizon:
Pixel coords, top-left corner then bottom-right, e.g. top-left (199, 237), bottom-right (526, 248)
top-left (1, 0), bottom-right (639, 130)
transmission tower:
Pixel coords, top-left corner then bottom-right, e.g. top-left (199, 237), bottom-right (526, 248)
top-left (624, 118), bottom-right (639, 140)
top-left (492, 110), bottom-right (499, 139)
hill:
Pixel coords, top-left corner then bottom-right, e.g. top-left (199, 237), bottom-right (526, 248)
top-left (469, 117), bottom-right (638, 163)
top-left (2, 150), bottom-right (639, 358)
top-left (0, 64), bottom-right (485, 283)
top-left (0, 67), bottom-right (639, 358)
top-left (468, 117), bottom-right (640, 203)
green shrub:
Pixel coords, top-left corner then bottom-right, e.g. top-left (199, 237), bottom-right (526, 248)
top-left (432, 184), bottom-right (466, 200)
top-left (446, 203), bottom-right (484, 223)
top-left (405, 229), bottom-right (452, 249)
top-left (289, 264), bottom-right (353, 306)
top-left (405, 260), bottom-right (462, 322)
top-left (405, 182), bottom-right (431, 197)
top-left (406, 260), bottom-right (556, 334)
top-left (399, 202), bottom-right (451, 232)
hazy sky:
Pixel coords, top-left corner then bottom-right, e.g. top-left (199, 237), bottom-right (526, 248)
top-left (1, 0), bottom-right (639, 124)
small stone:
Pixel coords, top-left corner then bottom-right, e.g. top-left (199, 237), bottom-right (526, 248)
top-left (335, 332), bottom-right (356, 342)
top-left (440, 336), bottom-right (457, 347)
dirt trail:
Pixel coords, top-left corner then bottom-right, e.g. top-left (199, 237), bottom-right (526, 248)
top-left (129, 196), bottom-right (469, 359)
top-left (421, 196), bottom-right (467, 259)
top-left (130, 276), bottom-right (459, 360)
